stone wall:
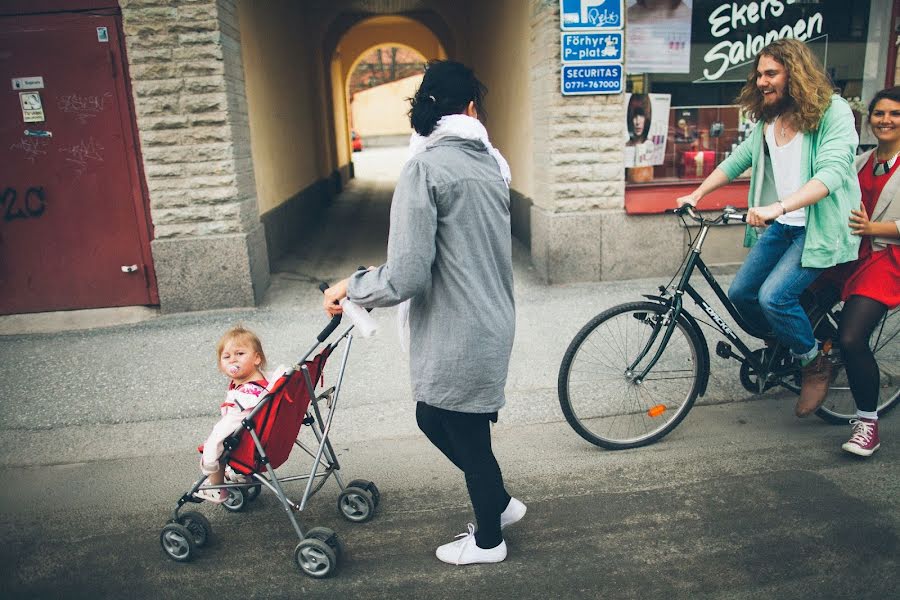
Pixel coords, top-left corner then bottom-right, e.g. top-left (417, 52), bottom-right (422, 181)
top-left (120, 0), bottom-right (268, 312)
top-left (528, 0), bottom-right (691, 284)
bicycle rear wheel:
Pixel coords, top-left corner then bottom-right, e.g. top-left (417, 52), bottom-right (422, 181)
top-left (558, 301), bottom-right (706, 449)
top-left (815, 303), bottom-right (900, 424)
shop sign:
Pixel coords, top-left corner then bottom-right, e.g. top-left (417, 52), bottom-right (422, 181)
top-left (561, 31), bottom-right (623, 63)
top-left (561, 62), bottom-right (624, 95)
top-left (559, 0), bottom-right (624, 31)
top-left (701, 0), bottom-right (825, 81)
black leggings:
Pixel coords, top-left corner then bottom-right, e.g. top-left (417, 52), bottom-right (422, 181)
top-left (839, 295), bottom-right (889, 413)
top-left (415, 401), bottom-right (511, 549)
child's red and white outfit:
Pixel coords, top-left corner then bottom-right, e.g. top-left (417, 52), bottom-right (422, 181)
top-left (200, 379), bottom-right (269, 475)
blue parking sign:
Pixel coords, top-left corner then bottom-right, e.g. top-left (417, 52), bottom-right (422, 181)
top-left (561, 62), bottom-right (623, 95)
top-left (560, 0), bottom-right (623, 31)
top-left (561, 31), bottom-right (623, 63)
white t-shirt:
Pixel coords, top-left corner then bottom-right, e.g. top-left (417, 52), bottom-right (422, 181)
top-left (765, 121), bottom-right (806, 227)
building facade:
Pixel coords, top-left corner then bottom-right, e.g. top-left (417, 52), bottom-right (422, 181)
top-left (1, 0), bottom-right (897, 314)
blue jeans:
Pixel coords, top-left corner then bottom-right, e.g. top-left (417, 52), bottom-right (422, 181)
top-left (728, 222), bottom-right (823, 358)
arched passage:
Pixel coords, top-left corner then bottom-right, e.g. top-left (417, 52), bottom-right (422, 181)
top-left (328, 15), bottom-right (448, 172)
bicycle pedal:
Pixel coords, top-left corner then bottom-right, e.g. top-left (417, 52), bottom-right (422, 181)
top-left (716, 341), bottom-right (733, 359)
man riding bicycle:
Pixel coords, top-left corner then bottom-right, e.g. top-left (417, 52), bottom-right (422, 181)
top-left (677, 39), bottom-right (861, 417)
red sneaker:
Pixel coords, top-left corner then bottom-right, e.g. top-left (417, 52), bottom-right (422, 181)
top-left (841, 418), bottom-right (880, 457)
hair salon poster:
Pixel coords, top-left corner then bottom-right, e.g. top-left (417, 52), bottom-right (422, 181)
top-left (626, 1), bottom-right (693, 73)
top-left (624, 92), bottom-right (670, 168)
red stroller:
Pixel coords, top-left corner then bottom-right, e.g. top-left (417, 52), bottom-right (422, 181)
top-left (159, 308), bottom-right (379, 578)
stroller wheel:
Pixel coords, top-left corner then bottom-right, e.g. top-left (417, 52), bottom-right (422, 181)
top-left (306, 526), bottom-right (344, 560)
top-left (222, 487), bottom-right (246, 513)
top-left (346, 479), bottom-right (380, 508)
top-left (294, 538), bottom-right (337, 578)
top-left (338, 486), bottom-right (376, 523)
top-left (246, 484), bottom-right (262, 502)
top-left (177, 511), bottom-right (212, 547)
top-left (160, 523), bottom-right (196, 562)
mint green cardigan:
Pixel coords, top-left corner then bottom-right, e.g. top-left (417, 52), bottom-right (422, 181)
top-left (718, 94), bottom-right (861, 268)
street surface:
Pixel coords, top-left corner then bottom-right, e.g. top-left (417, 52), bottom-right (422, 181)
top-left (1, 147), bottom-right (897, 599)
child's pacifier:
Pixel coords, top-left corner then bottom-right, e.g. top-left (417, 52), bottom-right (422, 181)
top-left (228, 364), bottom-right (239, 375)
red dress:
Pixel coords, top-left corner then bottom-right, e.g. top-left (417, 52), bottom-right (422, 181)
top-left (841, 154), bottom-right (900, 308)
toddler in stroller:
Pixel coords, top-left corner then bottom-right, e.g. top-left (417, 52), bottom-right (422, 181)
top-left (160, 306), bottom-right (380, 578)
top-left (195, 326), bottom-right (279, 503)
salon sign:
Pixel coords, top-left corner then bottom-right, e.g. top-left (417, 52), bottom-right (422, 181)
top-left (700, 0), bottom-right (825, 82)
top-left (559, 0), bottom-right (625, 96)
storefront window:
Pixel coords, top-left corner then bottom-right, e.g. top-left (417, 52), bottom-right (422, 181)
top-left (623, 0), bottom-right (896, 187)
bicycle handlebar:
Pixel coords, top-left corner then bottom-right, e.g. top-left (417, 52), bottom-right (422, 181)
top-left (671, 203), bottom-right (747, 225)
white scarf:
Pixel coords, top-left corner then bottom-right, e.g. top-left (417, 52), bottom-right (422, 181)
top-left (407, 114), bottom-right (512, 186)
top-left (397, 114), bottom-right (512, 351)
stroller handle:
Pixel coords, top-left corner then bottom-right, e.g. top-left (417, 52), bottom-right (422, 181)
top-left (318, 281), bottom-right (343, 342)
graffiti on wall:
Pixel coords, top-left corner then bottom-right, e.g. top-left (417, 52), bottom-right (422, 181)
top-left (1, 187), bottom-right (46, 221)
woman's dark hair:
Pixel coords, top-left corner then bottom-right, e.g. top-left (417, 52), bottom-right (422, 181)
top-left (627, 94), bottom-right (651, 143)
top-left (409, 60), bottom-right (487, 136)
top-left (868, 86), bottom-right (900, 116)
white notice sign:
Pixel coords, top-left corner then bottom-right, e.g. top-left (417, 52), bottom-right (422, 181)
top-left (12, 76), bottom-right (45, 90)
top-left (20, 92), bottom-right (45, 123)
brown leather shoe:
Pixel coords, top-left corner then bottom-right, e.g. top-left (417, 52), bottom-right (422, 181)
top-left (795, 353), bottom-right (833, 417)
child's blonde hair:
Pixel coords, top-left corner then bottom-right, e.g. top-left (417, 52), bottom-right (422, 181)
top-left (216, 325), bottom-right (267, 371)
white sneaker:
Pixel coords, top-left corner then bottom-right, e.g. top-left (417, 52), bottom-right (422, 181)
top-left (435, 523), bottom-right (507, 565)
top-left (501, 497), bottom-right (526, 529)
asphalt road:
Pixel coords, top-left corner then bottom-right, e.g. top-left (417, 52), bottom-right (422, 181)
top-left (1, 397), bottom-right (897, 600)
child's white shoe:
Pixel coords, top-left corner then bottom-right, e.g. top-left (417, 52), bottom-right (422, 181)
top-left (435, 523), bottom-right (507, 565)
top-left (225, 467), bottom-right (252, 484)
top-left (194, 488), bottom-right (228, 504)
top-left (500, 497), bottom-right (526, 529)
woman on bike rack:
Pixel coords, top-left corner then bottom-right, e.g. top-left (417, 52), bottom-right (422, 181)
top-left (837, 86), bottom-right (900, 457)
top-left (677, 39), bottom-right (861, 418)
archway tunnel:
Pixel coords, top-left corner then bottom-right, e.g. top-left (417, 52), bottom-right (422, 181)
top-left (237, 1), bottom-right (534, 287)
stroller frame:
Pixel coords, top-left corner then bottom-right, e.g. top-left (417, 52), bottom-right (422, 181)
top-left (160, 313), bottom-right (380, 578)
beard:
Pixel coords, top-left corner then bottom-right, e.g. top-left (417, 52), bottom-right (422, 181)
top-left (758, 93), bottom-right (795, 122)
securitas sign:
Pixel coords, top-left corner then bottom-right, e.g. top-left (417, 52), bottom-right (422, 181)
top-left (561, 63), bottom-right (624, 95)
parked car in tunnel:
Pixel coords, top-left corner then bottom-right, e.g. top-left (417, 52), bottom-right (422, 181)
top-left (351, 130), bottom-right (363, 152)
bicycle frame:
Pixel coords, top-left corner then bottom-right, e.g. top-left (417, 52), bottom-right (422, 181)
top-left (630, 210), bottom-right (797, 387)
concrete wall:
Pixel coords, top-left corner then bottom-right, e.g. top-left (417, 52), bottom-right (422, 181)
top-left (352, 73), bottom-right (422, 137)
top-left (468, 0), bottom-right (535, 246)
top-left (237, 1), bottom-right (326, 214)
top-left (237, 1), bottom-right (346, 262)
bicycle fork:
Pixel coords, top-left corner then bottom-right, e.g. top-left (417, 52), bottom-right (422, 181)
top-left (627, 299), bottom-right (685, 384)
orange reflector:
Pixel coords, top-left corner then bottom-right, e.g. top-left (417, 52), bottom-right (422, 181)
top-left (647, 404), bottom-right (666, 417)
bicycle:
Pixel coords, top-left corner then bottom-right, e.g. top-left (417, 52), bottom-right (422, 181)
top-left (557, 205), bottom-right (900, 449)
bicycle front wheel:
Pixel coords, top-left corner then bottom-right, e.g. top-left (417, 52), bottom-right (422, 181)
top-left (558, 301), bottom-right (706, 449)
top-left (816, 304), bottom-right (900, 423)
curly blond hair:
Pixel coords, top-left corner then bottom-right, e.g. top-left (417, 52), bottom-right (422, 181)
top-left (736, 39), bottom-right (835, 132)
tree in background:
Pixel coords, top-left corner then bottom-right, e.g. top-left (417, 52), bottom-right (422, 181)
top-left (349, 46), bottom-right (426, 97)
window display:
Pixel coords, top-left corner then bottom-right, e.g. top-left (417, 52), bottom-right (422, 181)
top-left (624, 0), bottom-right (895, 187)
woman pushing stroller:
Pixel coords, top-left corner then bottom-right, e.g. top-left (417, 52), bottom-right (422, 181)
top-left (323, 60), bottom-right (525, 566)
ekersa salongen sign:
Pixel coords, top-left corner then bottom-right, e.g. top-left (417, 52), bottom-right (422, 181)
top-left (702, 0), bottom-right (824, 81)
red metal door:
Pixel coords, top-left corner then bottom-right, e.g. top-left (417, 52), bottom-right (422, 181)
top-left (0, 11), bottom-right (157, 314)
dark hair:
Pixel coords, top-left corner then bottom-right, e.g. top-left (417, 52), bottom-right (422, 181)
top-left (409, 60), bottom-right (487, 136)
top-left (627, 94), bottom-right (651, 144)
top-left (868, 86), bottom-right (900, 116)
